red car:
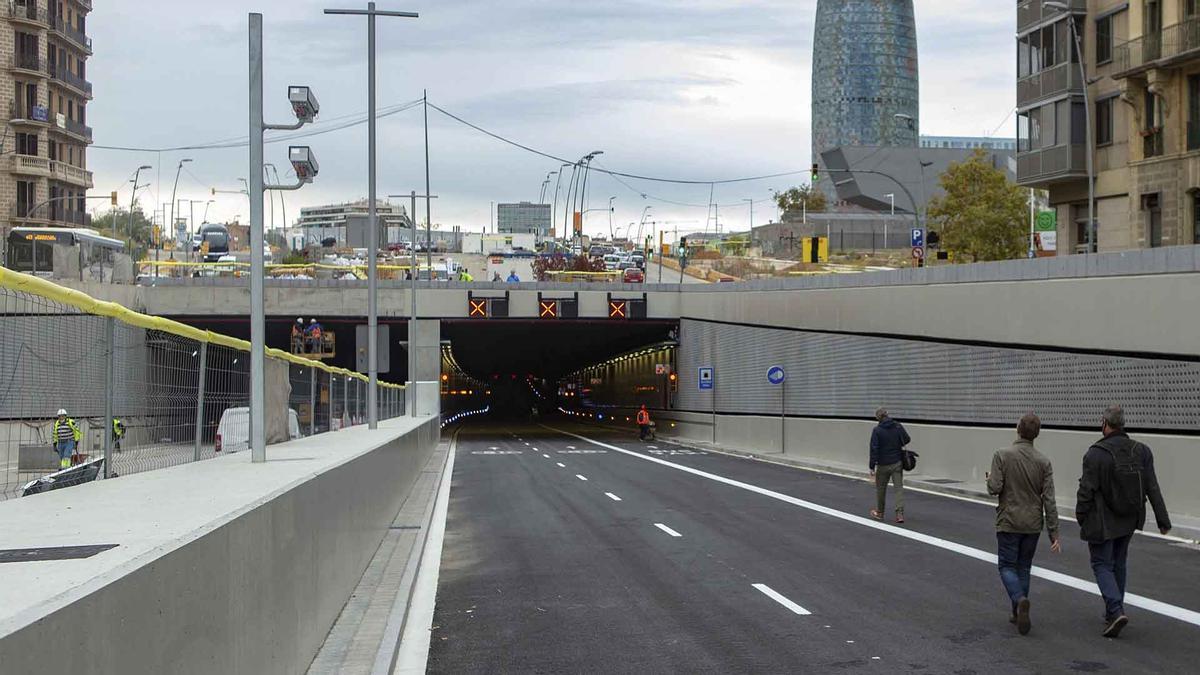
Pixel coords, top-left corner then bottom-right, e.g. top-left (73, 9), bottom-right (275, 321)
top-left (622, 267), bottom-right (645, 283)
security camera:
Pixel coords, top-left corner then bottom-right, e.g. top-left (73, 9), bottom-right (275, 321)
top-left (288, 86), bottom-right (320, 123)
top-left (289, 146), bottom-right (319, 183)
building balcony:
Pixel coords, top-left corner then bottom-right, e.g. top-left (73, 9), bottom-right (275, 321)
top-left (1016, 144), bottom-right (1088, 187)
top-left (1017, 0), bottom-right (1086, 35)
top-left (9, 99), bottom-right (50, 126)
top-left (10, 204), bottom-right (50, 224)
top-left (9, 153), bottom-right (52, 177)
top-left (1017, 61), bottom-right (1084, 108)
top-left (10, 51), bottom-right (48, 77)
top-left (48, 13), bottom-right (91, 53)
top-left (1113, 19), bottom-right (1200, 77)
top-left (47, 61), bottom-right (93, 98)
top-left (49, 160), bottom-right (93, 188)
top-left (47, 208), bottom-right (91, 228)
top-left (7, 2), bottom-right (49, 28)
top-left (73, 0), bottom-right (93, 13)
top-left (49, 116), bottom-right (93, 143)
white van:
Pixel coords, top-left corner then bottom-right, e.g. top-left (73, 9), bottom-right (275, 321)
top-left (602, 254), bottom-right (621, 271)
top-left (215, 407), bottom-right (301, 452)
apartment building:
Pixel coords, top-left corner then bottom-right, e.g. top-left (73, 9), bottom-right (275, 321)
top-left (1, 0), bottom-right (93, 243)
top-left (1017, 0), bottom-right (1200, 253)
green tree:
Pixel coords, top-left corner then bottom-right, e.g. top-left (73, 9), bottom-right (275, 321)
top-left (926, 150), bottom-right (1029, 262)
top-left (772, 184), bottom-right (827, 221)
top-left (92, 208), bottom-right (154, 259)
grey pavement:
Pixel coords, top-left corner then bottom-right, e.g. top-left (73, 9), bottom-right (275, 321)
top-left (427, 420), bottom-right (1200, 674)
top-left (645, 260), bottom-right (708, 284)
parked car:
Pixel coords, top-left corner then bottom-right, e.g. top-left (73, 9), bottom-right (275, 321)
top-left (622, 267), bottom-right (645, 283)
top-left (215, 407), bottom-right (302, 453)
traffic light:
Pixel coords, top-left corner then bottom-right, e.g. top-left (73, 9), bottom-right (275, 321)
top-left (669, 372), bottom-right (678, 392)
top-left (110, 191), bottom-right (118, 206)
top-left (811, 163), bottom-right (819, 183)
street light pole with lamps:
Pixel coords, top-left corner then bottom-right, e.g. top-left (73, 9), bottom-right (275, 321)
top-left (167, 158), bottom-right (192, 262)
top-left (128, 165), bottom-right (152, 248)
top-left (894, 113), bottom-right (931, 262)
top-left (324, 2), bottom-right (419, 428)
top-left (1044, 1), bottom-right (1095, 253)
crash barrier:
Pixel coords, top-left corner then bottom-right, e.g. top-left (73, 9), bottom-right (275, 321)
top-left (0, 267), bottom-right (406, 501)
top-left (0, 416), bottom-right (442, 675)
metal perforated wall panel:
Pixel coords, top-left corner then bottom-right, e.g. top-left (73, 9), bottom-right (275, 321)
top-left (674, 319), bottom-right (1200, 431)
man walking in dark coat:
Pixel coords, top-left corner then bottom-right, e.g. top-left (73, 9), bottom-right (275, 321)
top-left (869, 407), bottom-right (911, 523)
top-left (1076, 405), bottom-right (1172, 638)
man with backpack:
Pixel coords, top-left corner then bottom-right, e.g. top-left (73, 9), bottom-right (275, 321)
top-left (1076, 404), bottom-right (1171, 638)
top-left (869, 407), bottom-right (911, 524)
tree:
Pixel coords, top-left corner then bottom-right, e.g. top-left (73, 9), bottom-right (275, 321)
top-left (926, 150), bottom-right (1029, 262)
top-left (772, 184), bottom-right (827, 222)
top-left (92, 208), bottom-right (154, 259)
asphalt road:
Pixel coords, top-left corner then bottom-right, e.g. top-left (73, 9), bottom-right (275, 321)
top-left (427, 420), bottom-right (1200, 674)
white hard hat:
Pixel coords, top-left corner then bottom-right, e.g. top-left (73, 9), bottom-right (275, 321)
top-left (310, 318), bottom-right (317, 323)
top-left (57, 409), bottom-right (67, 416)
top-left (296, 318), bottom-right (303, 323)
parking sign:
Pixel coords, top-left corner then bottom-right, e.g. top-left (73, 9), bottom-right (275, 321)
top-left (911, 228), bottom-right (924, 248)
top-left (698, 366), bottom-right (714, 391)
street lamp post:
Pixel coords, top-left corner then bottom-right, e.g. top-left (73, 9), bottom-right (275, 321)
top-left (128, 165), bottom-right (151, 249)
top-left (1045, 1), bottom-right (1094, 253)
top-left (895, 113), bottom-right (931, 262)
top-left (743, 198), bottom-right (754, 237)
top-left (608, 196), bottom-right (616, 240)
top-left (390, 191), bottom-right (437, 417)
top-left (167, 158), bottom-right (192, 262)
top-left (550, 164), bottom-right (569, 241)
top-left (884, 193), bottom-right (895, 248)
top-left (325, 3), bottom-right (419, 429)
top-left (575, 151), bottom-right (603, 247)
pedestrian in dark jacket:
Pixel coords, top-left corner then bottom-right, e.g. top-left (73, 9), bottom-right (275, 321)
top-left (869, 407), bottom-right (910, 523)
top-left (1076, 404), bottom-right (1171, 639)
top-left (986, 413), bottom-right (1061, 636)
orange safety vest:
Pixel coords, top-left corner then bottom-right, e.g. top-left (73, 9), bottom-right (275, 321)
top-left (636, 410), bottom-right (650, 425)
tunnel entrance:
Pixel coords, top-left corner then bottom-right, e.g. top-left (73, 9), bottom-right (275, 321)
top-left (440, 320), bottom-right (676, 420)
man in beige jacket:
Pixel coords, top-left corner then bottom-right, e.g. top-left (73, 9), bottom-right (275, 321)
top-left (987, 412), bottom-right (1061, 636)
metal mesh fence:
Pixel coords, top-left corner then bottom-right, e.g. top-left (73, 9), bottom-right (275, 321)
top-left (0, 271), bottom-right (406, 501)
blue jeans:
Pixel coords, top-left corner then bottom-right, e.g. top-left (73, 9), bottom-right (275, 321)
top-left (997, 532), bottom-right (1040, 612)
top-left (1089, 534), bottom-right (1133, 620)
top-left (54, 439), bottom-right (76, 464)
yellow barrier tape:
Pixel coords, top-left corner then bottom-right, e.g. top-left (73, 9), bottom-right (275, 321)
top-left (137, 260), bottom-right (431, 272)
top-left (0, 267), bottom-right (405, 389)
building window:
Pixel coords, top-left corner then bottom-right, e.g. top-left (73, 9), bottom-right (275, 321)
top-left (15, 132), bottom-right (38, 156)
top-left (1190, 75), bottom-right (1200, 151)
top-left (1143, 193), bottom-right (1163, 247)
top-left (1096, 15), bottom-right (1113, 64)
top-left (1096, 98), bottom-right (1114, 146)
top-left (1144, 90), bottom-right (1164, 157)
top-left (1193, 192), bottom-right (1200, 244)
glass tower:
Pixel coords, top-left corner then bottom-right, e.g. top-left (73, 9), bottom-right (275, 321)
top-left (811, 0), bottom-right (919, 162)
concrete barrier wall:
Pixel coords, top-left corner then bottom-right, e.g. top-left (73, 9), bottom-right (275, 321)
top-left (0, 417), bottom-right (440, 674)
top-left (653, 410), bottom-right (1199, 521)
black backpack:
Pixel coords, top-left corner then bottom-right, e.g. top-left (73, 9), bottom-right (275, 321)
top-left (1103, 442), bottom-right (1145, 517)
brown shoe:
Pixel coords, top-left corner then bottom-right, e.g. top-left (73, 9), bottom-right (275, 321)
top-left (1016, 598), bottom-right (1031, 635)
top-left (870, 509), bottom-right (884, 521)
top-left (895, 514), bottom-right (905, 524)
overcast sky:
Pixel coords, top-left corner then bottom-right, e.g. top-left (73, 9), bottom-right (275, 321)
top-left (88, 0), bottom-right (1015, 238)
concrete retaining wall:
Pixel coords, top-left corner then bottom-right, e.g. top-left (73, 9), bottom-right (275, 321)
top-left (585, 407), bottom-right (1199, 522)
top-left (0, 417), bottom-right (440, 674)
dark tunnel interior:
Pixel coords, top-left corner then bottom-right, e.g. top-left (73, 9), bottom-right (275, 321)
top-left (171, 315), bottom-right (675, 420)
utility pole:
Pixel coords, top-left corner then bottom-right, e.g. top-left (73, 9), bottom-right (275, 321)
top-left (249, 13), bottom-right (319, 460)
top-left (424, 89), bottom-right (433, 272)
top-left (325, 2), bottom-right (419, 429)
top-left (390, 190), bottom-right (437, 416)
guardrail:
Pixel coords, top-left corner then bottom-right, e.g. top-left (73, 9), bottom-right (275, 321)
top-left (0, 268), bottom-right (407, 501)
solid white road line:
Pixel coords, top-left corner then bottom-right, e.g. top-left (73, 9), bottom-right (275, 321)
top-left (605, 492), bottom-right (622, 501)
top-left (654, 523), bottom-right (682, 538)
top-left (556, 462), bottom-right (566, 468)
top-left (393, 434), bottom-right (457, 673)
top-left (752, 583), bottom-right (812, 616)
top-left (545, 425), bottom-right (1200, 629)
top-left (576, 474), bottom-right (588, 481)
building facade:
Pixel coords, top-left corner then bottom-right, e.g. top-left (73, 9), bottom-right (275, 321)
top-left (920, 135), bottom-right (1017, 151)
top-left (1, 0), bottom-right (94, 246)
top-left (1016, 0), bottom-right (1200, 253)
top-left (294, 199), bottom-right (413, 230)
top-left (811, 0), bottom-right (920, 162)
top-left (497, 202), bottom-right (551, 236)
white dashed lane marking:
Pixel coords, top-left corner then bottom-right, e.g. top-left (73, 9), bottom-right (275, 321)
top-left (752, 583), bottom-right (812, 616)
top-left (576, 474), bottom-right (588, 481)
top-left (605, 492), bottom-right (622, 502)
top-left (654, 523), bottom-right (682, 538)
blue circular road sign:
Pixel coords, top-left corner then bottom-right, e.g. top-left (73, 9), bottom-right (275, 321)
top-left (767, 366), bottom-right (786, 385)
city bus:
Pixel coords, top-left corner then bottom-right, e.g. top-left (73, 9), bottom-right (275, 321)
top-left (5, 227), bottom-right (126, 282)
